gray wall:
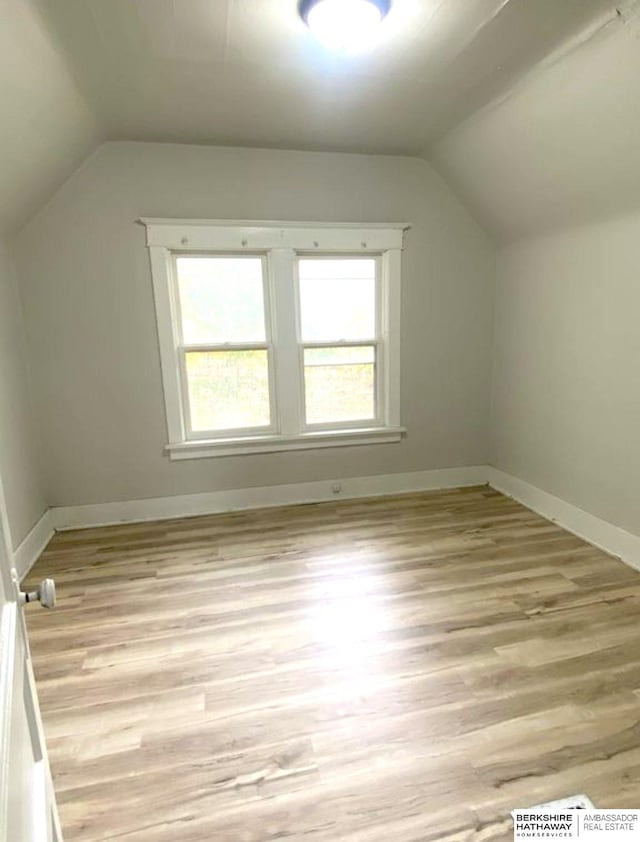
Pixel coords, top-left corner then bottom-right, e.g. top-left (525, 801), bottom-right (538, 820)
top-left (491, 211), bottom-right (640, 537)
top-left (0, 245), bottom-right (47, 548)
top-left (15, 142), bottom-right (494, 507)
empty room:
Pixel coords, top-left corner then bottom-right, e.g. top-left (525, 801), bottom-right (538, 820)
top-left (1, 0), bottom-right (640, 839)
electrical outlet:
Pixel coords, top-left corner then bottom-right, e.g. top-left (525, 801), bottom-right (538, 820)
top-left (331, 483), bottom-right (342, 494)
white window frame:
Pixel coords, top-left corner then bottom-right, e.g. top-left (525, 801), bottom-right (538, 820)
top-left (141, 219), bottom-right (408, 460)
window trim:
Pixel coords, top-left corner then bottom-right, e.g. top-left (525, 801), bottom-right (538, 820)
top-left (142, 219), bottom-right (408, 460)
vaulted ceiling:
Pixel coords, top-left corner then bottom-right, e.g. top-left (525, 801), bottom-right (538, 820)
top-left (2, 0), bottom-right (638, 240)
top-left (433, 1), bottom-right (640, 241)
top-left (33, 0), bottom-right (615, 154)
top-left (0, 0), bottom-right (98, 236)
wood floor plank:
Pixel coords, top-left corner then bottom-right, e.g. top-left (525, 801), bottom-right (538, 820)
top-left (24, 486), bottom-right (640, 841)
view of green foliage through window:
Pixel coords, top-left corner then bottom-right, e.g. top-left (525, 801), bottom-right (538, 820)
top-left (304, 346), bottom-right (375, 423)
top-left (177, 256), bottom-right (271, 432)
top-left (299, 258), bottom-right (377, 425)
top-left (185, 350), bottom-right (270, 431)
top-left (175, 254), bottom-right (378, 434)
top-left (177, 256), bottom-right (266, 344)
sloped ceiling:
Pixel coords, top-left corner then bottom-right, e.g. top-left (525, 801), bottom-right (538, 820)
top-left (0, 0), bottom-right (99, 236)
top-left (4, 0), bottom-right (639, 242)
top-left (32, 0), bottom-right (613, 155)
top-left (432, 2), bottom-right (640, 242)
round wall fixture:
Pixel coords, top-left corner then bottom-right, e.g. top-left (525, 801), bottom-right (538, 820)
top-left (299, 0), bottom-right (392, 51)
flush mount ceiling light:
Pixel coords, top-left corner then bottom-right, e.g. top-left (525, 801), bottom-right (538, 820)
top-left (299, 0), bottom-right (391, 51)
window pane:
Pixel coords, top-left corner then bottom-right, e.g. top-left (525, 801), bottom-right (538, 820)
top-left (298, 258), bottom-right (376, 341)
top-left (176, 257), bottom-right (266, 344)
top-left (304, 346), bottom-right (375, 425)
top-left (186, 350), bottom-right (271, 432)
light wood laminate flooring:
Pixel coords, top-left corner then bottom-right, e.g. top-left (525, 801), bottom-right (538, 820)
top-left (25, 486), bottom-right (640, 841)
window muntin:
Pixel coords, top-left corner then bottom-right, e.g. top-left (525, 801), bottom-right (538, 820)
top-left (174, 254), bottom-right (274, 437)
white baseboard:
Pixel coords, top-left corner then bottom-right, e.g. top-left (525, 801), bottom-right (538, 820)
top-left (50, 465), bottom-right (489, 530)
top-left (13, 509), bottom-right (54, 581)
top-left (488, 468), bottom-right (640, 572)
top-left (33, 466), bottom-right (640, 576)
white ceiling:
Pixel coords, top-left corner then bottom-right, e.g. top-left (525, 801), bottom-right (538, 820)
top-left (2, 0), bottom-right (637, 240)
top-left (34, 0), bottom-right (615, 155)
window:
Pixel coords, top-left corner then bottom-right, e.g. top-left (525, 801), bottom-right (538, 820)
top-left (299, 257), bottom-right (377, 426)
top-left (143, 220), bottom-right (406, 459)
top-left (176, 256), bottom-right (273, 435)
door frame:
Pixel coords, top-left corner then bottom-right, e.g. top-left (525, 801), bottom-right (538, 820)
top-left (0, 471), bottom-right (62, 842)
top-left (0, 469), bottom-right (17, 840)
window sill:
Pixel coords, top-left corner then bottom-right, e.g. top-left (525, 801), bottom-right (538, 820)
top-left (166, 427), bottom-right (406, 460)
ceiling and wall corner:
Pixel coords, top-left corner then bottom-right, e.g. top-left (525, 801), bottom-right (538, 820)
top-left (14, 142), bottom-right (495, 507)
top-left (0, 0), bottom-right (101, 549)
top-left (2, 0), bottom-right (637, 242)
top-left (4, 0), bottom-right (633, 241)
top-left (1, 0), bottom-right (639, 543)
top-left (29, 0), bottom-right (617, 156)
top-left (0, 0), bottom-right (101, 237)
top-left (431, 0), bottom-right (640, 242)
top-left (0, 243), bottom-right (48, 549)
top-left (490, 211), bottom-right (640, 539)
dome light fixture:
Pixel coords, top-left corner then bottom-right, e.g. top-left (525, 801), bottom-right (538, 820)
top-left (299, 0), bottom-right (392, 52)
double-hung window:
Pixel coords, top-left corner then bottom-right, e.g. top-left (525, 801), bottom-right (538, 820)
top-left (175, 255), bottom-right (274, 435)
top-left (143, 220), bottom-right (406, 459)
top-left (299, 256), bottom-right (378, 427)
